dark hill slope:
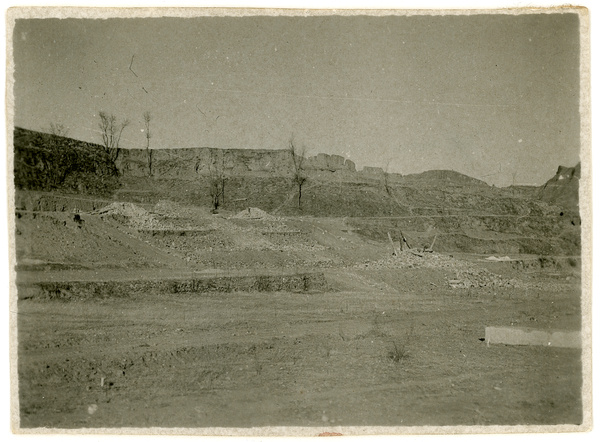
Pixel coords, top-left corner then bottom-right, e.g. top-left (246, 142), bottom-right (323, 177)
top-left (400, 169), bottom-right (489, 187)
top-left (538, 163), bottom-right (580, 211)
top-left (12, 127), bottom-right (580, 256)
top-left (13, 127), bottom-right (577, 219)
top-left (13, 127), bottom-right (119, 196)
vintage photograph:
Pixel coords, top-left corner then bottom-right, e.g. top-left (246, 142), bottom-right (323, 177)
top-left (7, 6), bottom-right (589, 434)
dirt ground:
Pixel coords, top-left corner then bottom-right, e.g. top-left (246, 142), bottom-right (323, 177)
top-left (17, 267), bottom-right (582, 430)
top-left (13, 200), bottom-right (584, 432)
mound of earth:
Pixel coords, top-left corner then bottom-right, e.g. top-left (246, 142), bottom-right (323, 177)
top-left (152, 200), bottom-right (203, 218)
top-left (95, 202), bottom-right (168, 230)
top-left (233, 207), bottom-right (277, 220)
top-left (400, 169), bottom-right (489, 187)
top-left (13, 211), bottom-right (186, 270)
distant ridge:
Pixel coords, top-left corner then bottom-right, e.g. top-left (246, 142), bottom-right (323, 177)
top-left (402, 169), bottom-right (488, 186)
top-left (12, 126), bottom-right (578, 214)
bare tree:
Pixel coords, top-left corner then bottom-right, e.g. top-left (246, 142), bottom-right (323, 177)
top-left (48, 122), bottom-right (69, 137)
top-left (383, 161), bottom-right (392, 196)
top-left (98, 111), bottom-right (129, 163)
top-left (143, 111), bottom-right (153, 176)
top-left (40, 135), bottom-right (77, 188)
top-left (197, 150), bottom-right (226, 212)
top-left (288, 137), bottom-right (307, 209)
top-left (210, 151), bottom-right (226, 212)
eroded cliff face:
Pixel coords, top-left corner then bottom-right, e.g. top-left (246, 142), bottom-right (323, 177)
top-left (117, 147), bottom-right (292, 178)
top-left (304, 153), bottom-right (356, 172)
top-left (116, 147), bottom-right (358, 180)
top-left (539, 163), bottom-right (580, 211)
top-left (12, 127), bottom-right (580, 217)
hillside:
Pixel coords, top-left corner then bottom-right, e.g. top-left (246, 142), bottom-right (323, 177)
top-left (11, 127), bottom-right (581, 257)
top-left (13, 126), bottom-right (580, 214)
top-left (400, 169), bottom-right (489, 187)
top-left (13, 127), bottom-right (120, 196)
top-left (539, 163), bottom-right (580, 211)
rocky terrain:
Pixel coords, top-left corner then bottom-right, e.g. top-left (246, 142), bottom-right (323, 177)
top-left (11, 127), bottom-right (584, 431)
top-left (539, 163), bottom-right (581, 211)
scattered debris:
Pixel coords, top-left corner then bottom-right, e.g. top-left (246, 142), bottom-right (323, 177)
top-left (398, 228), bottom-right (411, 250)
top-left (425, 234), bottom-right (438, 253)
top-left (388, 232), bottom-right (399, 256)
top-left (153, 200), bottom-right (186, 215)
top-left (94, 202), bottom-right (168, 229)
top-left (449, 268), bottom-right (518, 289)
top-left (233, 207), bottom-right (278, 220)
top-left (354, 250), bottom-right (465, 271)
top-left (355, 251), bottom-right (520, 289)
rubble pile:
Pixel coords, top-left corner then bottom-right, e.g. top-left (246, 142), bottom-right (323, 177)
top-left (153, 200), bottom-right (187, 216)
top-left (354, 251), bottom-right (520, 289)
top-left (354, 251), bottom-right (471, 271)
top-left (448, 268), bottom-right (519, 289)
top-left (152, 200), bottom-right (210, 220)
top-left (95, 202), bottom-right (170, 230)
top-left (232, 207), bottom-right (278, 221)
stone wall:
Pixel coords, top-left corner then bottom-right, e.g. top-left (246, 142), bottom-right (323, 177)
top-left (18, 272), bottom-right (329, 300)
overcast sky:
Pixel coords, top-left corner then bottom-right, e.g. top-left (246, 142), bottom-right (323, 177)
top-left (11, 11), bottom-right (581, 186)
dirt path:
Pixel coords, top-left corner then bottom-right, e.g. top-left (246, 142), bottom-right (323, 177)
top-left (17, 266), bottom-right (582, 430)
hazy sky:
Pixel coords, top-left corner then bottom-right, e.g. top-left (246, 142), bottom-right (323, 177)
top-left (11, 11), bottom-right (581, 186)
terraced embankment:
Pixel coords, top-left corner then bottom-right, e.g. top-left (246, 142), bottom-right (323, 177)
top-left (17, 270), bottom-right (328, 301)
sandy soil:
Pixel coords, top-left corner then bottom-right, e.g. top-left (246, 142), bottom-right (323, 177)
top-left (17, 267), bottom-right (582, 430)
top-left (13, 200), bottom-right (584, 432)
